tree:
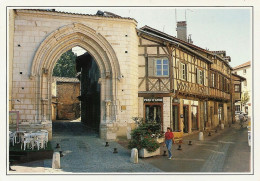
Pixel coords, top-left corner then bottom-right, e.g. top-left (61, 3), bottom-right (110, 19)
top-left (241, 91), bottom-right (250, 106)
top-left (52, 49), bottom-right (77, 78)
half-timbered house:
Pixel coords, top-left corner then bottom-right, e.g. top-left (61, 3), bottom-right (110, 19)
top-left (137, 25), bottom-right (234, 133)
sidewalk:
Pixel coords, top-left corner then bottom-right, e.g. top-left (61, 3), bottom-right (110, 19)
top-left (9, 121), bottom-right (162, 173)
top-left (143, 122), bottom-right (251, 172)
top-left (8, 121), bottom-right (250, 173)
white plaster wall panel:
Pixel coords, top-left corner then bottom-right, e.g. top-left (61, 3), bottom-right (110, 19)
top-left (163, 97), bottom-right (171, 132)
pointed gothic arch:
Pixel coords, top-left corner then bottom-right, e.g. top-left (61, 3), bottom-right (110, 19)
top-left (30, 23), bottom-right (121, 132)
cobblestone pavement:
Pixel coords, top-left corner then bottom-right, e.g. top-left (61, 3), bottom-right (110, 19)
top-left (9, 121), bottom-right (161, 173)
top-left (9, 121), bottom-right (251, 174)
top-left (144, 121), bottom-right (251, 173)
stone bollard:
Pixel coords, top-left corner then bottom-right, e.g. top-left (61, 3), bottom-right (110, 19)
top-left (199, 132), bottom-right (204, 141)
top-left (221, 123), bottom-right (224, 130)
top-left (52, 152), bottom-right (60, 169)
top-left (130, 148), bottom-right (138, 164)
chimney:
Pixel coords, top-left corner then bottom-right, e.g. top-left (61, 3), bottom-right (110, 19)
top-left (176, 21), bottom-right (187, 42)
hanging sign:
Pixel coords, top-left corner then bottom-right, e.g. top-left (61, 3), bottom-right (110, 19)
top-left (144, 98), bottom-right (163, 103)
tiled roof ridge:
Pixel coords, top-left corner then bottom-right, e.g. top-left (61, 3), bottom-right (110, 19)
top-left (233, 61), bottom-right (251, 70)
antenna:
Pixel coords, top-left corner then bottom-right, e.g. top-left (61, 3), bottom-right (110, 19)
top-left (185, 9), bottom-right (194, 23)
top-left (175, 9), bottom-right (177, 23)
top-left (185, 9), bottom-right (186, 21)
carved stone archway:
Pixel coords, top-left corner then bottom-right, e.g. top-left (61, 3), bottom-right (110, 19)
top-left (30, 23), bottom-right (121, 139)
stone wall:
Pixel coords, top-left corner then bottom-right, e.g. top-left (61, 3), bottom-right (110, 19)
top-left (56, 82), bottom-right (80, 120)
top-left (10, 9), bottom-right (139, 140)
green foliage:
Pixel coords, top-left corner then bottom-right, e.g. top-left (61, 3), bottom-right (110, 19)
top-left (128, 120), bottom-right (162, 153)
top-left (241, 91), bottom-right (250, 105)
top-left (52, 49), bottom-right (77, 78)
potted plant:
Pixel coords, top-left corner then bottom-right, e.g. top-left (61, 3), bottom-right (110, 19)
top-left (128, 118), bottom-right (161, 158)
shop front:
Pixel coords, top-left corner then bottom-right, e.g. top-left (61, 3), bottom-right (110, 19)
top-left (143, 98), bottom-right (164, 130)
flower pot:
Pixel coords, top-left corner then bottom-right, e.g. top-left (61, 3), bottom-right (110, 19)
top-left (156, 137), bottom-right (165, 143)
top-left (138, 148), bottom-right (160, 158)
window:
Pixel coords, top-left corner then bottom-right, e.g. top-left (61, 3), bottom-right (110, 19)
top-left (243, 69), bottom-right (246, 74)
top-left (235, 105), bottom-right (240, 112)
top-left (211, 73), bottom-right (215, 87)
top-left (180, 63), bottom-right (187, 80)
top-left (145, 105), bottom-right (162, 124)
top-left (196, 68), bottom-right (204, 85)
top-left (199, 70), bottom-right (204, 84)
top-left (234, 84), bottom-right (240, 92)
top-left (156, 59), bottom-right (169, 76)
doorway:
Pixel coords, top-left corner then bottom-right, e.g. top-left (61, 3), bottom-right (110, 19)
top-left (172, 104), bottom-right (179, 131)
top-left (183, 105), bottom-right (189, 133)
top-left (191, 106), bottom-right (198, 130)
top-left (210, 107), bottom-right (213, 127)
top-left (145, 104), bottom-right (163, 128)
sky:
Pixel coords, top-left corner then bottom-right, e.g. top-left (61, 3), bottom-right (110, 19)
top-left (56, 7), bottom-right (251, 67)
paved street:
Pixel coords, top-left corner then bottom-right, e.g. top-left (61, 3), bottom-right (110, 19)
top-left (144, 122), bottom-right (251, 172)
top-left (9, 120), bottom-right (251, 173)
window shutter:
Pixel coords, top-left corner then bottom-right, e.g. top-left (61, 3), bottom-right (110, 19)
top-left (154, 59), bottom-right (157, 76)
top-left (204, 70), bottom-right (206, 86)
top-left (148, 58), bottom-right (155, 76)
top-left (178, 62), bottom-right (181, 80)
top-left (185, 64), bottom-right (190, 81)
top-left (196, 68), bottom-right (199, 84)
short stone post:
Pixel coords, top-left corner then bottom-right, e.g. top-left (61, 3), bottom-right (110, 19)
top-left (221, 123), bottom-right (224, 130)
top-left (199, 132), bottom-right (204, 141)
top-left (52, 152), bottom-right (60, 169)
top-left (130, 148), bottom-right (138, 164)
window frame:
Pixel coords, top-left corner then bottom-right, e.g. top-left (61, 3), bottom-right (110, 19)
top-left (155, 58), bottom-right (169, 77)
top-left (180, 62), bottom-right (187, 81)
top-left (196, 68), bottom-right (204, 85)
top-left (234, 84), bottom-right (241, 92)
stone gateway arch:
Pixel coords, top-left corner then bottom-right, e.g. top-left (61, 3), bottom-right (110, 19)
top-left (9, 9), bottom-right (139, 140)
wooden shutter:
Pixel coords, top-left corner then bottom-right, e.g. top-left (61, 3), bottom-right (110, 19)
top-left (187, 64), bottom-right (190, 82)
top-left (148, 58), bottom-right (155, 76)
top-left (196, 68), bottom-right (199, 84)
top-left (179, 62), bottom-right (182, 80)
top-left (204, 70), bottom-right (206, 86)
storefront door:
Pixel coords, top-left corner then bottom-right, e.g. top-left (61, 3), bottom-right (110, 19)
top-left (191, 106), bottom-right (198, 130)
top-left (172, 104), bottom-right (179, 131)
top-left (183, 105), bottom-right (189, 133)
top-left (218, 104), bottom-right (223, 124)
top-left (145, 104), bottom-right (162, 125)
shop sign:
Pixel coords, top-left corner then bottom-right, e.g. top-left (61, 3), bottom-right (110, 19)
top-left (144, 98), bottom-right (163, 103)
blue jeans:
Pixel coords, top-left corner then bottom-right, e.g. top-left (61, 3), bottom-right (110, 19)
top-left (165, 139), bottom-right (172, 158)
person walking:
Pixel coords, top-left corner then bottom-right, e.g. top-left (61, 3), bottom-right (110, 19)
top-left (239, 112), bottom-right (245, 127)
top-left (165, 127), bottom-right (174, 160)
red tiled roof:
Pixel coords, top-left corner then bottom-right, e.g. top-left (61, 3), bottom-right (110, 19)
top-left (233, 61), bottom-right (251, 70)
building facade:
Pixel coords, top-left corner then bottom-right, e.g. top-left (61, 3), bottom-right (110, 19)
top-left (137, 26), bottom-right (233, 133)
top-left (232, 61), bottom-right (251, 118)
top-left (8, 9), bottom-right (242, 140)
